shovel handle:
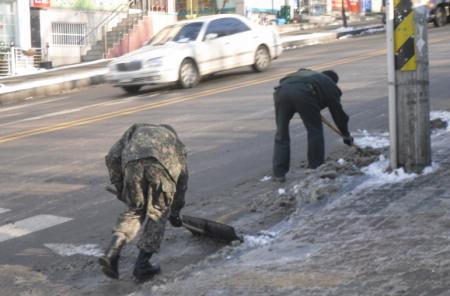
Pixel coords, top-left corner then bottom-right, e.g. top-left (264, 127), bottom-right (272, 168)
top-left (320, 114), bottom-right (362, 151)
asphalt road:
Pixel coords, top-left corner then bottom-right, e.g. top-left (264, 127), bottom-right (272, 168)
top-left (0, 27), bottom-right (449, 294)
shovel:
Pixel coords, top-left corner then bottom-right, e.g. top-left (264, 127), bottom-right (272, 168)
top-left (105, 186), bottom-right (243, 243)
top-left (320, 114), bottom-right (363, 152)
top-left (181, 214), bottom-right (243, 243)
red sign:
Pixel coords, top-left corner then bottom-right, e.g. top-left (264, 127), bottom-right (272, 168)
top-left (31, 0), bottom-right (51, 8)
top-left (332, 0), bottom-right (361, 13)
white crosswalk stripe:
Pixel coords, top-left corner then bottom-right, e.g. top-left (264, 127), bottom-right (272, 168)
top-left (0, 214), bottom-right (73, 243)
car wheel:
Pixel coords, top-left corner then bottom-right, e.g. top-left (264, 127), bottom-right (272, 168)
top-left (252, 45), bottom-right (271, 73)
top-left (121, 85), bottom-right (142, 93)
top-left (434, 6), bottom-right (447, 27)
top-left (179, 59), bottom-right (199, 89)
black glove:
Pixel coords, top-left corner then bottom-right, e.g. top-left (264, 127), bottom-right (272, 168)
top-left (343, 136), bottom-right (353, 147)
top-left (169, 215), bottom-right (183, 228)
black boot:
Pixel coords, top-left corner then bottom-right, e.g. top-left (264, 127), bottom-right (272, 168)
top-left (133, 250), bottom-right (161, 282)
top-left (98, 235), bottom-right (126, 279)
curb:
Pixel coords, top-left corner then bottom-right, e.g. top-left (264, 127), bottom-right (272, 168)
top-left (0, 75), bottom-right (105, 107)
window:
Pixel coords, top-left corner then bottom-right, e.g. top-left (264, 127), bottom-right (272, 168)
top-left (173, 22), bottom-right (203, 42)
top-left (147, 22), bottom-right (203, 46)
top-left (205, 18), bottom-right (250, 39)
top-left (0, 1), bottom-right (16, 49)
top-left (52, 23), bottom-right (87, 46)
top-left (226, 18), bottom-right (250, 35)
top-left (204, 19), bottom-right (228, 38)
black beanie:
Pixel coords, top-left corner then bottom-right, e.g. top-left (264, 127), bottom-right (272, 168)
top-left (322, 70), bottom-right (339, 83)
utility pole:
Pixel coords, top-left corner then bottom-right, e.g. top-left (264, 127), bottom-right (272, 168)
top-left (386, 0), bottom-right (431, 173)
top-left (341, 0), bottom-right (347, 27)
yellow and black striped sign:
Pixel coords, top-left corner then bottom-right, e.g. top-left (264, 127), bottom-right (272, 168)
top-left (394, 0), bottom-right (416, 71)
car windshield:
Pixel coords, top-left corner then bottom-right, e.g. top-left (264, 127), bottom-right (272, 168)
top-left (147, 22), bottom-right (203, 46)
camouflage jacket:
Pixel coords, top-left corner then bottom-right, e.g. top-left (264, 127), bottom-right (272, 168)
top-left (105, 123), bottom-right (188, 214)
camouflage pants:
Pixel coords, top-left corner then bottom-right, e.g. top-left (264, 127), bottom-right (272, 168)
top-left (113, 158), bottom-right (175, 253)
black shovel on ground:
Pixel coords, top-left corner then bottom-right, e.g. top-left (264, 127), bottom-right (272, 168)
top-left (105, 186), bottom-right (243, 243)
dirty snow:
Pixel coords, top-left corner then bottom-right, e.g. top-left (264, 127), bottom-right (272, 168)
top-left (259, 175), bottom-right (272, 182)
top-left (44, 243), bottom-right (103, 257)
top-left (281, 32), bottom-right (335, 43)
top-left (278, 188), bottom-right (286, 195)
top-left (243, 232), bottom-right (275, 248)
top-left (430, 110), bottom-right (450, 133)
top-left (353, 129), bottom-right (389, 148)
top-left (363, 27), bottom-right (385, 34)
top-left (136, 112), bottom-right (450, 296)
top-left (356, 155), bottom-right (437, 190)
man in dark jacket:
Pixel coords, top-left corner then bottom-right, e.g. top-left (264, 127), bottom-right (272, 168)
top-left (99, 123), bottom-right (188, 282)
top-left (272, 69), bottom-right (353, 182)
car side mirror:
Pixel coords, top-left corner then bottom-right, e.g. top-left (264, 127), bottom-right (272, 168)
top-left (205, 33), bottom-right (218, 41)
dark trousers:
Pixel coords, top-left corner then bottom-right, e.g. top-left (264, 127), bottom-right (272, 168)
top-left (272, 83), bottom-right (324, 177)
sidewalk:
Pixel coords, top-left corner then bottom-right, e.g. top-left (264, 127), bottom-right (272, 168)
top-left (0, 15), bottom-right (385, 107)
top-left (135, 112), bottom-right (450, 296)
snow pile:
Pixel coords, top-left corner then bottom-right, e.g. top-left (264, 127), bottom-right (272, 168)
top-left (259, 175), bottom-right (272, 182)
top-left (335, 26), bottom-right (358, 33)
top-left (356, 155), bottom-right (437, 190)
top-left (353, 129), bottom-right (389, 148)
top-left (364, 27), bottom-right (385, 34)
top-left (142, 114), bottom-right (450, 296)
top-left (243, 232), bottom-right (275, 248)
top-left (281, 32), bottom-right (334, 42)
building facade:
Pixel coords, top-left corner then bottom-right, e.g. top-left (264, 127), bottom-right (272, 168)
top-left (0, 0), bottom-right (31, 50)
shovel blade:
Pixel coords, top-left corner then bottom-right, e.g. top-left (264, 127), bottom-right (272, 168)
top-left (182, 215), bottom-right (243, 243)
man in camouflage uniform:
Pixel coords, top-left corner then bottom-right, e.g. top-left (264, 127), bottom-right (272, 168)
top-left (99, 123), bottom-right (188, 282)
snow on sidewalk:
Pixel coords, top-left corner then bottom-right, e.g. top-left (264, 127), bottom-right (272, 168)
top-left (139, 111), bottom-right (450, 296)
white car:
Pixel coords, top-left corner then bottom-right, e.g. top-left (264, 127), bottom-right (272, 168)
top-left (105, 14), bottom-right (283, 93)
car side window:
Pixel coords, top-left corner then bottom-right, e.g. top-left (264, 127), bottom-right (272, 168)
top-left (204, 18), bottom-right (251, 40)
top-left (174, 22), bottom-right (203, 42)
top-left (204, 19), bottom-right (228, 39)
top-left (227, 18), bottom-right (251, 35)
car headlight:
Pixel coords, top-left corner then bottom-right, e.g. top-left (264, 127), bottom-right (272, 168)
top-left (145, 57), bottom-right (163, 68)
